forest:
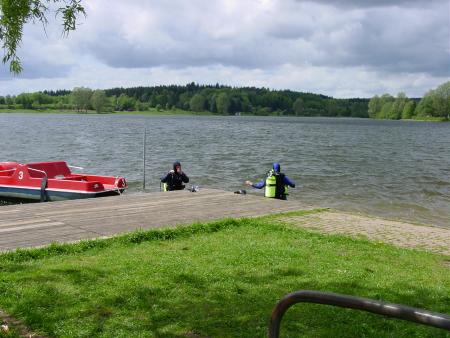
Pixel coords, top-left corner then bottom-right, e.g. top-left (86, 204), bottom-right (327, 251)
top-left (0, 83), bottom-right (369, 117)
top-left (2, 81), bottom-right (448, 120)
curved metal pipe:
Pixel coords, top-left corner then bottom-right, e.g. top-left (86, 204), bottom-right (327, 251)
top-left (269, 290), bottom-right (450, 337)
top-left (27, 167), bottom-right (48, 202)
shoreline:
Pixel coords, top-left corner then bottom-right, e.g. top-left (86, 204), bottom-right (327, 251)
top-left (0, 108), bottom-right (447, 121)
top-left (1, 191), bottom-right (448, 255)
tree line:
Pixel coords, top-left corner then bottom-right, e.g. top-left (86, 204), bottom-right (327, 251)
top-left (368, 81), bottom-right (450, 120)
top-left (0, 83), bottom-right (369, 117)
top-left (2, 81), bottom-right (448, 119)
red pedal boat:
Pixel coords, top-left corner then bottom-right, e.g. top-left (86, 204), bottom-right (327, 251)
top-left (0, 161), bottom-right (127, 202)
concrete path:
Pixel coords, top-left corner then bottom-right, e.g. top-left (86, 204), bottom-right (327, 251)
top-left (283, 211), bottom-right (450, 256)
top-left (0, 189), bottom-right (309, 251)
top-left (2, 188), bottom-right (449, 256)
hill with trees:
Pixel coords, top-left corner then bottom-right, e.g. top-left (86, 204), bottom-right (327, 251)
top-left (0, 83), bottom-right (369, 117)
top-left (2, 81), bottom-right (448, 120)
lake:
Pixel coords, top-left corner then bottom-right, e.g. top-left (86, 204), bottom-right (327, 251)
top-left (1, 113), bottom-right (449, 228)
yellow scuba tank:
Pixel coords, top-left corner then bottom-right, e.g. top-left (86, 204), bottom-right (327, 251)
top-left (163, 182), bottom-right (168, 192)
top-left (265, 170), bottom-right (277, 198)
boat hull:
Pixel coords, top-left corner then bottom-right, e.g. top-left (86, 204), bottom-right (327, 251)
top-left (0, 185), bottom-right (125, 202)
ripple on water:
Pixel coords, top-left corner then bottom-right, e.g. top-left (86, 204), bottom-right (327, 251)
top-left (1, 114), bottom-right (449, 228)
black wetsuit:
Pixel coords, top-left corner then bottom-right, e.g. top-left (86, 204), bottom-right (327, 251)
top-left (160, 162), bottom-right (189, 191)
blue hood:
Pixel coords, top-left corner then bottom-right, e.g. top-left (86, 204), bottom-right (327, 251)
top-left (273, 163), bottom-right (280, 173)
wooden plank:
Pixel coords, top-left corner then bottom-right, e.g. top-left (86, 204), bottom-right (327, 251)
top-left (0, 218), bottom-right (53, 228)
top-left (0, 189), bottom-right (309, 251)
top-left (0, 221), bottom-right (64, 234)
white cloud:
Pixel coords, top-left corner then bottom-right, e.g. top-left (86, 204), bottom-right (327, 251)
top-left (0, 0), bottom-right (448, 97)
top-left (2, 60), bottom-right (446, 98)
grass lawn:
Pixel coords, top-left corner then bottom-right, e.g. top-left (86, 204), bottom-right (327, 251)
top-left (0, 108), bottom-right (76, 114)
top-left (410, 116), bottom-right (448, 122)
top-left (0, 213), bottom-right (449, 337)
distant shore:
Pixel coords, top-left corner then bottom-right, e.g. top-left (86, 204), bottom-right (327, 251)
top-left (0, 108), bottom-right (448, 121)
top-left (0, 108), bottom-right (212, 116)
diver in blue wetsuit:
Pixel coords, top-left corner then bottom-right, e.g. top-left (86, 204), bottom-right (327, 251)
top-left (245, 163), bottom-right (295, 200)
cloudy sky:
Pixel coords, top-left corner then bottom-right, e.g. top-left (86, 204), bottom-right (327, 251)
top-left (0, 0), bottom-right (449, 97)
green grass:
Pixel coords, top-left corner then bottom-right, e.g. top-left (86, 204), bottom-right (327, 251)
top-left (116, 108), bottom-right (213, 116)
top-left (0, 108), bottom-right (75, 114)
top-left (0, 213), bottom-right (449, 337)
top-left (0, 327), bottom-right (20, 338)
top-left (411, 116), bottom-right (448, 122)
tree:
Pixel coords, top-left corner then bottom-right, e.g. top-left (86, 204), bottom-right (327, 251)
top-left (5, 95), bottom-right (14, 106)
top-left (189, 94), bottom-right (206, 112)
top-left (71, 87), bottom-right (92, 112)
top-left (91, 90), bottom-right (108, 113)
top-left (15, 93), bottom-right (33, 109)
top-left (326, 99), bottom-right (338, 116)
top-left (380, 101), bottom-right (393, 119)
top-left (209, 94), bottom-right (217, 113)
top-left (415, 95), bottom-right (434, 117)
top-left (389, 92), bottom-right (407, 120)
top-left (116, 93), bottom-right (135, 111)
top-left (401, 100), bottom-right (416, 119)
top-left (431, 81), bottom-right (450, 118)
top-left (378, 94), bottom-right (395, 119)
top-left (216, 92), bottom-right (230, 114)
top-left (293, 97), bottom-right (304, 116)
top-left (0, 0), bottom-right (86, 73)
top-left (414, 81), bottom-right (450, 119)
top-left (178, 92), bottom-right (191, 110)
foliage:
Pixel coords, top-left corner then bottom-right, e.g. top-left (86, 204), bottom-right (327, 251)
top-left (189, 93), bottom-right (206, 112)
top-left (215, 92), bottom-right (230, 114)
top-left (0, 213), bottom-right (448, 337)
top-left (293, 97), bottom-right (304, 115)
top-left (415, 81), bottom-right (450, 119)
top-left (0, 0), bottom-right (85, 73)
top-left (115, 93), bottom-right (135, 111)
top-left (401, 100), bottom-right (415, 119)
top-left (368, 81), bottom-right (450, 121)
top-left (389, 92), bottom-right (407, 120)
top-left (90, 89), bottom-right (108, 113)
top-left (1, 83), bottom-right (373, 117)
top-left (368, 93), bottom-right (416, 120)
top-left (71, 87), bottom-right (92, 112)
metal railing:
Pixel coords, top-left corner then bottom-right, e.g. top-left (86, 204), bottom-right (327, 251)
top-left (0, 168), bottom-right (16, 174)
top-left (269, 290), bottom-right (450, 337)
top-left (68, 165), bottom-right (84, 171)
top-left (27, 167), bottom-right (48, 202)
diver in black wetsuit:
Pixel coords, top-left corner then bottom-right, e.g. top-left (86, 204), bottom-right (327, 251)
top-left (160, 161), bottom-right (189, 191)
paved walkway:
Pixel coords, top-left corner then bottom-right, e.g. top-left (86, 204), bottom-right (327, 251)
top-left (0, 189), bottom-right (309, 251)
top-left (283, 211), bottom-right (450, 256)
top-left (2, 189), bottom-right (449, 256)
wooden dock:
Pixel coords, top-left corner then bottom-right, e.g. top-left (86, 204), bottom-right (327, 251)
top-left (0, 189), bottom-right (309, 251)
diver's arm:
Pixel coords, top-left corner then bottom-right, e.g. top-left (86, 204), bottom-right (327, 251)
top-left (283, 175), bottom-right (296, 188)
top-left (251, 179), bottom-right (265, 189)
top-left (160, 172), bottom-right (170, 183)
top-left (181, 172), bottom-right (189, 183)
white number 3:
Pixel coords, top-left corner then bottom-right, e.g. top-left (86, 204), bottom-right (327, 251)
top-left (18, 171), bottom-right (24, 180)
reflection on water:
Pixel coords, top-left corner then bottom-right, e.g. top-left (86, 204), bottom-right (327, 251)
top-left (1, 113), bottom-right (449, 227)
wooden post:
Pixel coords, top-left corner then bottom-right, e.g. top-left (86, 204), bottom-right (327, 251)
top-left (143, 128), bottom-right (146, 191)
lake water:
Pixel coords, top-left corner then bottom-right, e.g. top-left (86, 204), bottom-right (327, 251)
top-left (1, 113), bottom-right (449, 228)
